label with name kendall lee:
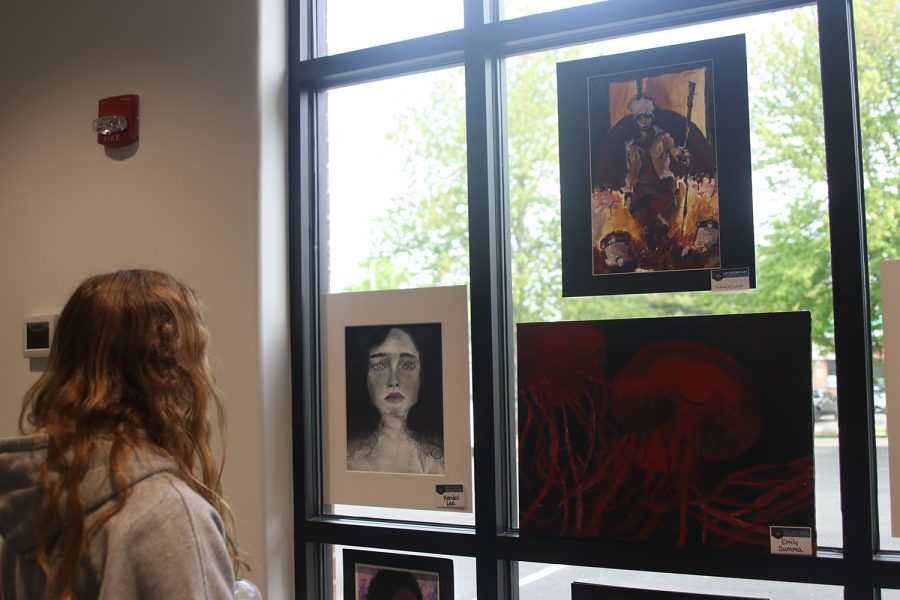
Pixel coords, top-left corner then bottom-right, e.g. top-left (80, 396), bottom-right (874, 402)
top-left (435, 484), bottom-right (466, 510)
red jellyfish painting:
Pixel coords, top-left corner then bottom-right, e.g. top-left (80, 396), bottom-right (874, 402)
top-left (517, 321), bottom-right (610, 538)
top-left (602, 339), bottom-right (814, 549)
top-left (605, 341), bottom-right (763, 546)
top-left (517, 314), bottom-right (815, 552)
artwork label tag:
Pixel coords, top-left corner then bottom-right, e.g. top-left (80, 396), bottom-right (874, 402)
top-left (435, 484), bottom-right (466, 510)
top-left (769, 526), bottom-right (813, 556)
top-left (710, 267), bottom-right (750, 291)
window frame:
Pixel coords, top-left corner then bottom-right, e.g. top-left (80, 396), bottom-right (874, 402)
top-left (288, 0), bottom-right (890, 597)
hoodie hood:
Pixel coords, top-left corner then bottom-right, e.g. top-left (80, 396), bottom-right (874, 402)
top-left (0, 434), bottom-right (177, 555)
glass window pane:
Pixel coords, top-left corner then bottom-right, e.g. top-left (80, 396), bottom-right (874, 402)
top-left (502, 0), bottom-right (607, 21)
top-left (855, 0), bottom-right (900, 552)
top-left (324, 0), bottom-right (463, 55)
top-left (323, 68), bottom-right (469, 294)
top-left (506, 5), bottom-right (842, 549)
top-left (518, 563), bottom-right (842, 599)
top-left (322, 68), bottom-right (474, 526)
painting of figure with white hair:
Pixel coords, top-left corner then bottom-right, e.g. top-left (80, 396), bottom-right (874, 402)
top-left (557, 36), bottom-right (755, 297)
top-left (588, 59), bottom-right (720, 274)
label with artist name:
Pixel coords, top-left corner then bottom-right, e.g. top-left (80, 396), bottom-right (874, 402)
top-left (770, 526), bottom-right (813, 556)
top-left (710, 267), bottom-right (751, 292)
top-left (435, 484), bottom-right (466, 510)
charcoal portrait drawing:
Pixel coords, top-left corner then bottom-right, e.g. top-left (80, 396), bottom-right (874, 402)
top-left (345, 323), bottom-right (445, 475)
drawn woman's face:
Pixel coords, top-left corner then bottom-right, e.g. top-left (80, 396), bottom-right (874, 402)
top-left (367, 328), bottom-right (421, 420)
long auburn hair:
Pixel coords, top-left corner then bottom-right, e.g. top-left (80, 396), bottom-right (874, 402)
top-left (19, 269), bottom-right (242, 599)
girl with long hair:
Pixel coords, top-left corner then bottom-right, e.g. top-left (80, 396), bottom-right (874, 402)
top-left (0, 269), bottom-right (242, 599)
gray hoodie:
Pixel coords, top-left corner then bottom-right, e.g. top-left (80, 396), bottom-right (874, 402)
top-left (0, 435), bottom-right (235, 599)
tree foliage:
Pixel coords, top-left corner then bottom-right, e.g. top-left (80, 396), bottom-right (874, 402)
top-left (351, 2), bottom-right (898, 356)
top-left (348, 71), bottom-right (469, 292)
top-left (855, 0), bottom-right (900, 354)
top-left (742, 1), bottom-right (899, 354)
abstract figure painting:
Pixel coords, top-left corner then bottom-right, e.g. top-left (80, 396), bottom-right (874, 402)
top-left (591, 66), bottom-right (718, 267)
top-left (517, 312), bottom-right (814, 552)
top-left (557, 35), bottom-right (755, 296)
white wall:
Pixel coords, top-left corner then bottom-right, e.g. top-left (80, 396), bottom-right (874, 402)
top-left (0, 0), bottom-right (292, 597)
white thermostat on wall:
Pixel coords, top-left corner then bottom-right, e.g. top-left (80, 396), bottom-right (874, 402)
top-left (23, 314), bottom-right (58, 358)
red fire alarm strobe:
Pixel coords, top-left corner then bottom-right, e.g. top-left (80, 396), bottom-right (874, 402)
top-left (94, 94), bottom-right (139, 147)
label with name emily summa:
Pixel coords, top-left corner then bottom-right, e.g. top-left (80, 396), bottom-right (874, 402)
top-left (770, 526), bottom-right (813, 556)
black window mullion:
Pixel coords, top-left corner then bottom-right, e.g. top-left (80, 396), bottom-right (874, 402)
top-left (816, 0), bottom-right (878, 597)
top-left (289, 82), bottom-right (324, 600)
top-left (291, 1), bottom-right (326, 597)
top-left (465, 46), bottom-right (515, 599)
top-left (465, 0), bottom-right (516, 597)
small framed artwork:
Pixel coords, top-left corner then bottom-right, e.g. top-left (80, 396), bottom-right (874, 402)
top-left (557, 34), bottom-right (755, 296)
top-left (323, 285), bottom-right (473, 512)
top-left (343, 549), bottom-right (454, 600)
top-left (572, 582), bottom-right (767, 600)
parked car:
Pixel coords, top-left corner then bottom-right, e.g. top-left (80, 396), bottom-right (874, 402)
top-left (874, 386), bottom-right (887, 413)
top-left (813, 389), bottom-right (838, 420)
